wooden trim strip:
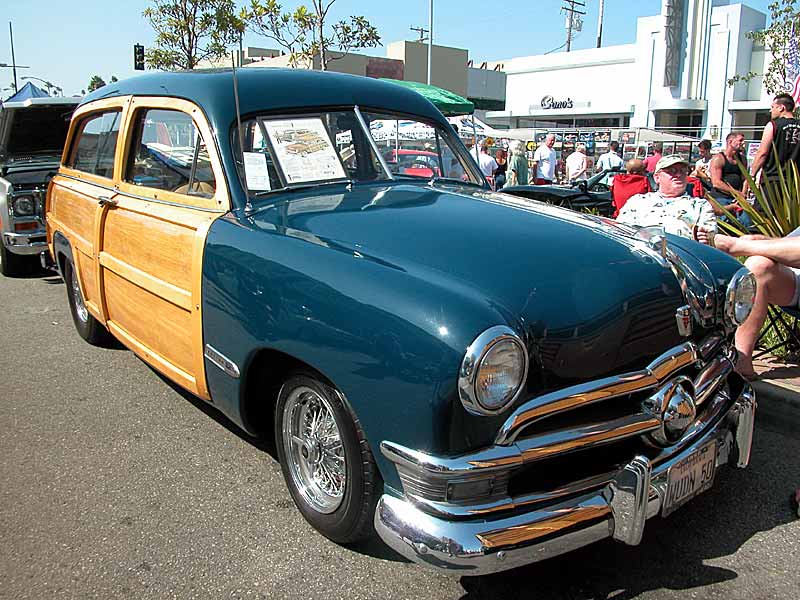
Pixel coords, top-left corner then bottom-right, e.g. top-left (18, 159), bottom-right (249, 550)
top-left (106, 320), bottom-right (199, 395)
top-left (99, 251), bottom-right (193, 311)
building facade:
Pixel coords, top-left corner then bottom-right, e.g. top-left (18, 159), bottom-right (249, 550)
top-left (486, 0), bottom-right (772, 142)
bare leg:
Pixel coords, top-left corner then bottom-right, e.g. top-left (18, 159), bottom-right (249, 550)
top-left (734, 256), bottom-right (797, 375)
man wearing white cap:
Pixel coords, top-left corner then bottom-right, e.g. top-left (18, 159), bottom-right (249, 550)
top-left (616, 154), bottom-right (717, 245)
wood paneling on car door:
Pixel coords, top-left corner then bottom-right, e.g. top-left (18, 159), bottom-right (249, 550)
top-left (98, 197), bottom-right (218, 398)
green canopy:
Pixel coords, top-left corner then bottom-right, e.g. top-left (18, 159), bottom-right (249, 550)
top-left (381, 79), bottom-right (474, 116)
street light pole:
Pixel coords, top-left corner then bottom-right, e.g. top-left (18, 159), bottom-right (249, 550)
top-left (427, 0), bottom-right (433, 85)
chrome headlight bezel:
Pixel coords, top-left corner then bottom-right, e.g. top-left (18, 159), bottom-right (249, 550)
top-left (458, 325), bottom-right (528, 416)
top-left (11, 195), bottom-right (36, 217)
top-left (725, 267), bottom-right (756, 327)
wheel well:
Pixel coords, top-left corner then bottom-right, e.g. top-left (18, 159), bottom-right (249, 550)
top-left (241, 349), bottom-right (332, 438)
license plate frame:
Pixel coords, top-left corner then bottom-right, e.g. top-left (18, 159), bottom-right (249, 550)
top-left (662, 439), bottom-right (717, 517)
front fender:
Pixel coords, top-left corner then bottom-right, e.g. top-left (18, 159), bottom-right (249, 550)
top-left (201, 215), bottom-right (515, 489)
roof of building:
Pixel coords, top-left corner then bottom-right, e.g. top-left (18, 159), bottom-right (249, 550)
top-left (81, 68), bottom-right (448, 129)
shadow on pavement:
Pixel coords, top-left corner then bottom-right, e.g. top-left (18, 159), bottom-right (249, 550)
top-left (456, 423), bottom-right (799, 599)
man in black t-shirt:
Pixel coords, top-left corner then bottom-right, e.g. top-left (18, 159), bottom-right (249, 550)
top-left (748, 93), bottom-right (800, 191)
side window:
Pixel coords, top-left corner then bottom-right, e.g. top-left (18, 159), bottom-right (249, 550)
top-left (68, 111), bottom-right (121, 178)
top-left (125, 108), bottom-right (216, 199)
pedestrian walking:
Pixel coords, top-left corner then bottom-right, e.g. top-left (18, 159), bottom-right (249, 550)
top-left (532, 134), bottom-right (557, 184)
top-left (747, 93), bottom-right (800, 192)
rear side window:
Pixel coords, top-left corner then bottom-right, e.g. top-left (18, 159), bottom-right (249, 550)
top-left (68, 110), bottom-right (121, 179)
top-left (125, 108), bottom-right (216, 199)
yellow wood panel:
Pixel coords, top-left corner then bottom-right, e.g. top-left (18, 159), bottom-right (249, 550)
top-left (76, 250), bottom-right (98, 310)
top-left (104, 269), bottom-right (195, 377)
top-left (102, 207), bottom-right (194, 292)
top-left (50, 179), bottom-right (97, 256)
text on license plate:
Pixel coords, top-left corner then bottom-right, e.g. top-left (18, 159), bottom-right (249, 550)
top-left (662, 440), bottom-right (717, 517)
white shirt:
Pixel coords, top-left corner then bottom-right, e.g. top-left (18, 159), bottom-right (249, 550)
top-left (477, 152), bottom-right (498, 177)
top-left (616, 192), bottom-right (717, 239)
top-left (596, 151), bottom-right (624, 185)
top-left (533, 145), bottom-right (557, 181)
top-left (566, 151), bottom-right (588, 181)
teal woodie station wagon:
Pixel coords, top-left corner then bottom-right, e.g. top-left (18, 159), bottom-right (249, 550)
top-left (46, 68), bottom-right (757, 575)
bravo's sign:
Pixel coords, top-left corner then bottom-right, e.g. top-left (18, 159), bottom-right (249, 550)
top-left (541, 95), bottom-right (574, 109)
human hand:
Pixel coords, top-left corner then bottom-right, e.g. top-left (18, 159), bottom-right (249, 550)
top-left (712, 234), bottom-right (746, 255)
top-left (694, 227), bottom-right (715, 247)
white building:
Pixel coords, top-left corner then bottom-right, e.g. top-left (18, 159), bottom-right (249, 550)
top-left (486, 0), bottom-right (772, 142)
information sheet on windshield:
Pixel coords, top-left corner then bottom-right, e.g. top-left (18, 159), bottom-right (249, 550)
top-left (263, 118), bottom-right (346, 184)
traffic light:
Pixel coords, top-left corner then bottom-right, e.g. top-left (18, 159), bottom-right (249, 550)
top-left (133, 44), bottom-right (145, 71)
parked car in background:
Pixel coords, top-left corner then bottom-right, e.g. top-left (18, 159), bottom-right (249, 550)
top-left (0, 86), bottom-right (78, 276)
top-left (383, 148), bottom-right (441, 178)
top-left (502, 168), bottom-right (618, 216)
top-left (47, 69), bottom-right (757, 575)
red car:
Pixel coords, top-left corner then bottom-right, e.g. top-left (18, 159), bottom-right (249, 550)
top-left (384, 149), bottom-right (441, 178)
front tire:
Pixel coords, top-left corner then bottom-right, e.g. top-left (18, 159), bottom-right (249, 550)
top-left (64, 258), bottom-right (112, 346)
top-left (0, 244), bottom-right (36, 277)
top-left (275, 372), bottom-right (381, 544)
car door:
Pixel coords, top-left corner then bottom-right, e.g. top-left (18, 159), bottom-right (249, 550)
top-left (49, 98), bottom-right (128, 324)
top-left (99, 97), bottom-right (229, 400)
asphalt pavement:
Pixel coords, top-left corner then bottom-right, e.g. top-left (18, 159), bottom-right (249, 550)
top-left (1, 270), bottom-right (798, 599)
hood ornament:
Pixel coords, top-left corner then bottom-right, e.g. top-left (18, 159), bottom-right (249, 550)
top-left (675, 305), bottom-right (692, 337)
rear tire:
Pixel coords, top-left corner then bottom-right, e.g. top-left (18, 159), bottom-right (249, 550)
top-left (64, 258), bottom-right (112, 346)
top-left (275, 372), bottom-right (381, 544)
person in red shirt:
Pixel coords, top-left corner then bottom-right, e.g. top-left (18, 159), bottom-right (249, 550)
top-left (610, 158), bottom-right (650, 217)
top-left (643, 142), bottom-right (663, 173)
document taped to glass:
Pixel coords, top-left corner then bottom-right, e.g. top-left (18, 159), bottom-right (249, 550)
top-left (662, 440), bottom-right (717, 517)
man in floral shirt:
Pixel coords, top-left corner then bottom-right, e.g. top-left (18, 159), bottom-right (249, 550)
top-left (616, 155), bottom-right (717, 245)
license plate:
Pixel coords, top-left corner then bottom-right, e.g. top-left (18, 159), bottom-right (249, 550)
top-left (662, 440), bottom-right (717, 517)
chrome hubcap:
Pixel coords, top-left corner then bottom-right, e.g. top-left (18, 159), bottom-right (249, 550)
top-left (70, 266), bottom-right (89, 323)
top-left (282, 385), bottom-right (346, 514)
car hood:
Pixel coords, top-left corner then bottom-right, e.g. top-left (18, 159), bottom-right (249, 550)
top-left (250, 183), bottom-right (708, 386)
top-left (0, 103), bottom-right (76, 163)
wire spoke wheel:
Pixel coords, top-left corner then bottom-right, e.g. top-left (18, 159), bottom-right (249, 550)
top-left (282, 385), bottom-right (347, 514)
top-left (69, 264), bottom-right (89, 324)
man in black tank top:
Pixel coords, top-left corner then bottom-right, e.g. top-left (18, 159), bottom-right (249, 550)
top-left (710, 131), bottom-right (746, 200)
top-left (749, 93), bottom-right (800, 188)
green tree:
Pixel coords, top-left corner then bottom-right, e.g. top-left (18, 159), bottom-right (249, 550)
top-left (728, 0), bottom-right (800, 95)
top-left (87, 75), bottom-right (107, 92)
top-left (247, 0), bottom-right (381, 71)
top-left (143, 0), bottom-right (244, 70)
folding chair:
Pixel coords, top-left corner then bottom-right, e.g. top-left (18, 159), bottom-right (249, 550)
top-left (754, 305), bottom-right (800, 359)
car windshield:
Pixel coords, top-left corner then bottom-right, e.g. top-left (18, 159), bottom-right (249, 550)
top-left (233, 108), bottom-right (484, 199)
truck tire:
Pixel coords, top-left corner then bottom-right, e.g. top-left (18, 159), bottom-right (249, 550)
top-left (0, 243), bottom-right (33, 277)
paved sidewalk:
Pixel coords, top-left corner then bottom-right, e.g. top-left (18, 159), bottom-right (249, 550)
top-left (752, 354), bottom-right (800, 413)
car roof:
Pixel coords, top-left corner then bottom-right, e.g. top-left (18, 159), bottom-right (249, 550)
top-left (80, 68), bottom-right (449, 130)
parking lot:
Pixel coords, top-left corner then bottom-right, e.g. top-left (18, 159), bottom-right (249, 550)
top-left (1, 271), bottom-right (799, 599)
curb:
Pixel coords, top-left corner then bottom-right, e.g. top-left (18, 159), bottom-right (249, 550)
top-left (752, 379), bottom-right (800, 413)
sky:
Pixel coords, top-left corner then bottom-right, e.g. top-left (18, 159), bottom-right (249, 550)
top-left (2, 0), bottom-right (775, 98)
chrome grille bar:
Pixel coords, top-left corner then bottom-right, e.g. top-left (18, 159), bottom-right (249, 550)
top-left (495, 342), bottom-right (699, 445)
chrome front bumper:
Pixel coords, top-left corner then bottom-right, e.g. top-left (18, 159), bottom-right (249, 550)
top-left (2, 231), bottom-right (47, 255)
top-left (375, 383), bottom-right (755, 575)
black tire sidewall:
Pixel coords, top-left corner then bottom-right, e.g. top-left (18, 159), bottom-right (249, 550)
top-left (275, 373), bottom-right (375, 544)
top-left (64, 259), bottom-right (109, 345)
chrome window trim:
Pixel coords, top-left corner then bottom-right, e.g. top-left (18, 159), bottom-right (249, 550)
top-left (55, 174), bottom-right (227, 213)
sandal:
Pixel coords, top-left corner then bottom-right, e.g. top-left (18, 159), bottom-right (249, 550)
top-left (791, 489), bottom-right (800, 519)
top-left (737, 370), bottom-right (761, 382)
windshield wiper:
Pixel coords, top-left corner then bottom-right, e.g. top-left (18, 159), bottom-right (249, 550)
top-left (251, 179), bottom-right (354, 198)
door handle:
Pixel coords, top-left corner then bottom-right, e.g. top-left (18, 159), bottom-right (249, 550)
top-left (98, 196), bottom-right (118, 208)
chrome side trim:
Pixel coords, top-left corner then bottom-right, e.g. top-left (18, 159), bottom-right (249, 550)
top-left (496, 342), bottom-right (700, 445)
top-left (203, 344), bottom-right (240, 378)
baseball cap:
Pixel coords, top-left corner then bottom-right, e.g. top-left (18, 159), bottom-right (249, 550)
top-left (655, 154), bottom-right (689, 172)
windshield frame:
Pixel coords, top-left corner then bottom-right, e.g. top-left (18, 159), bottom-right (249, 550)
top-left (231, 105), bottom-right (488, 205)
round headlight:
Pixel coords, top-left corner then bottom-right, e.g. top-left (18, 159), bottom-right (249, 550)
top-left (725, 267), bottom-right (756, 326)
top-left (12, 196), bottom-right (35, 216)
top-left (459, 326), bottom-right (528, 415)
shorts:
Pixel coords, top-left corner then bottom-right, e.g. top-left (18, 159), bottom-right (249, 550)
top-left (789, 267), bottom-right (800, 307)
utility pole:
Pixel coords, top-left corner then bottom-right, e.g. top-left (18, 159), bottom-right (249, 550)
top-left (410, 26), bottom-right (429, 43)
top-left (427, 0), bottom-right (433, 85)
top-left (561, 0), bottom-right (585, 53)
top-left (596, 0), bottom-right (605, 48)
